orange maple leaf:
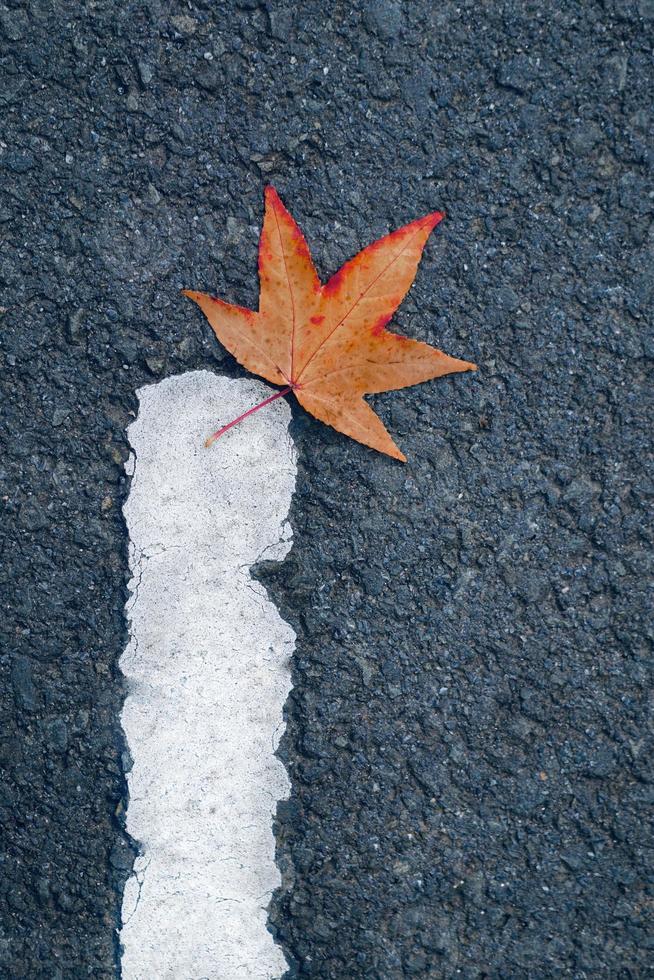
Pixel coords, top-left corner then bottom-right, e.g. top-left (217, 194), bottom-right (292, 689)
top-left (183, 186), bottom-right (476, 462)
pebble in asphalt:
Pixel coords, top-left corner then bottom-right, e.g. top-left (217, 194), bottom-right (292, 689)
top-left (1, 0), bottom-right (652, 978)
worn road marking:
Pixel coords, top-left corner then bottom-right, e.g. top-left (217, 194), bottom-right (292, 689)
top-left (119, 371), bottom-right (296, 980)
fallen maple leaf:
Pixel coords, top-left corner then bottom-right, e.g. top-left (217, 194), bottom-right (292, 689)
top-left (183, 187), bottom-right (476, 461)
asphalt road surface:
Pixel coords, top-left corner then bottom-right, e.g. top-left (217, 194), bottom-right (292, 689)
top-left (1, 0), bottom-right (653, 977)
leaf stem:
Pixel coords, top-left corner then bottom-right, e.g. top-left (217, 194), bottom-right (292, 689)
top-left (205, 385), bottom-right (294, 448)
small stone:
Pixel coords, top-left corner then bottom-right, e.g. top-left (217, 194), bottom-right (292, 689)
top-left (363, 0), bottom-right (403, 39)
top-left (251, 153), bottom-right (278, 174)
top-left (67, 308), bottom-right (86, 342)
top-left (226, 215), bottom-right (241, 241)
top-left (137, 60), bottom-right (154, 86)
top-left (604, 54), bottom-right (628, 93)
top-left (266, 5), bottom-right (293, 40)
top-left (560, 847), bottom-right (586, 871)
top-left (52, 406), bottom-right (70, 427)
top-left (11, 656), bottom-right (37, 712)
top-left (196, 65), bottom-right (221, 93)
top-left (361, 567), bottom-right (384, 595)
top-left (47, 718), bottom-right (69, 753)
top-left (101, 495), bottom-right (113, 512)
top-left (71, 35), bottom-right (88, 57)
top-left (569, 122), bottom-right (603, 156)
top-left (36, 878), bottom-right (50, 904)
top-left (404, 950), bottom-right (427, 973)
top-left (494, 285), bottom-right (520, 312)
top-left (19, 500), bottom-right (47, 531)
top-left (313, 915), bottom-right (333, 940)
top-left (144, 355), bottom-right (164, 375)
top-left (73, 709), bottom-right (90, 732)
top-left (171, 14), bottom-right (197, 33)
top-left (618, 171), bottom-right (647, 214)
top-left (57, 891), bottom-right (73, 912)
top-left (583, 744), bottom-right (616, 779)
top-left (564, 477), bottom-right (599, 510)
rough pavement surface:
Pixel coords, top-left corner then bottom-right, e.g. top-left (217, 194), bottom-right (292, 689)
top-left (1, 1), bottom-right (652, 978)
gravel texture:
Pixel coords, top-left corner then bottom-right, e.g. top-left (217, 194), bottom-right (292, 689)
top-left (1, 0), bottom-right (652, 978)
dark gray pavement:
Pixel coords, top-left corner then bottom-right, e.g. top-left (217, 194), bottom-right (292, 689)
top-left (1, 0), bottom-right (653, 977)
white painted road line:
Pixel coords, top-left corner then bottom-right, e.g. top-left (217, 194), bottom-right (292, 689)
top-left (119, 371), bottom-right (296, 980)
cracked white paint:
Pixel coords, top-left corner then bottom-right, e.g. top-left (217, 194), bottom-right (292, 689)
top-left (119, 370), bottom-right (296, 980)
